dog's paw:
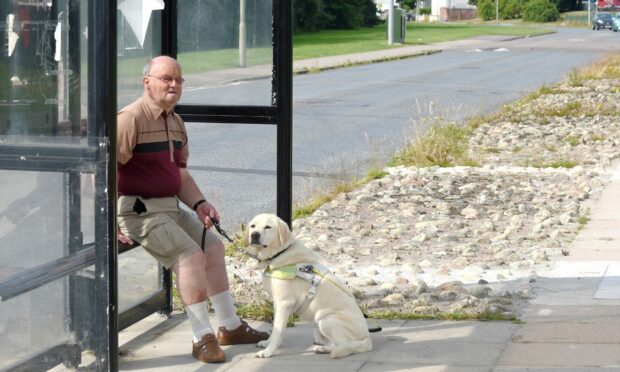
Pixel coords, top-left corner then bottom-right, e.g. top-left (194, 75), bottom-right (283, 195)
top-left (257, 339), bottom-right (270, 348)
top-left (255, 348), bottom-right (274, 358)
top-left (312, 345), bottom-right (331, 354)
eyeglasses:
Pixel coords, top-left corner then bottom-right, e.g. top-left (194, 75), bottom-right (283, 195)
top-left (148, 75), bottom-right (185, 85)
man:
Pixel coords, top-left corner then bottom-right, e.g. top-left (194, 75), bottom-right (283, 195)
top-left (116, 56), bottom-right (268, 363)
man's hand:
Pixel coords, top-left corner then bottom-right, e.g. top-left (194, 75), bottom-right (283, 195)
top-left (117, 230), bottom-right (134, 246)
top-left (196, 201), bottom-right (221, 229)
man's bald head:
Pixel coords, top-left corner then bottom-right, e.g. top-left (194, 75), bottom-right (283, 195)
top-left (143, 56), bottom-right (181, 77)
top-left (142, 56), bottom-right (184, 112)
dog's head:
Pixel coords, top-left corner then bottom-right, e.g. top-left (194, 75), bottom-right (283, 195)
top-left (246, 213), bottom-right (292, 260)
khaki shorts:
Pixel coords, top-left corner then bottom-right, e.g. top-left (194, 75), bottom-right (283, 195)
top-left (117, 196), bottom-right (221, 268)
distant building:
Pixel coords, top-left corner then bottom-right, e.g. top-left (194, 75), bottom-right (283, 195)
top-left (374, 0), bottom-right (476, 22)
top-left (433, 0), bottom-right (477, 22)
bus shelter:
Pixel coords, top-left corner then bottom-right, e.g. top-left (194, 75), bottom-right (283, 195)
top-left (0, 0), bottom-right (292, 370)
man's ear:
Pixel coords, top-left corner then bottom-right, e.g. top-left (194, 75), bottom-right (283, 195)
top-left (277, 216), bottom-right (291, 247)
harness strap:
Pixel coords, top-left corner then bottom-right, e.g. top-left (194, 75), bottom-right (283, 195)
top-left (263, 263), bottom-right (354, 316)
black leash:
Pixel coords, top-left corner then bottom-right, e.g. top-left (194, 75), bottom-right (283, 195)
top-left (202, 218), bottom-right (260, 261)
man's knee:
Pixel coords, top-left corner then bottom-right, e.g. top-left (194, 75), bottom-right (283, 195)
top-left (206, 239), bottom-right (226, 258)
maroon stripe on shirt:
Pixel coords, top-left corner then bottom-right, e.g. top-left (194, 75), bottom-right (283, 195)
top-left (118, 144), bottom-right (183, 198)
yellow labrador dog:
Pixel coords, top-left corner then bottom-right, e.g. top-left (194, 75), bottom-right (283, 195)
top-left (246, 213), bottom-right (372, 359)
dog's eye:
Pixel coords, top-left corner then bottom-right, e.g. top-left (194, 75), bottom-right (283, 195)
top-left (250, 224), bottom-right (255, 228)
top-left (265, 225), bottom-right (271, 229)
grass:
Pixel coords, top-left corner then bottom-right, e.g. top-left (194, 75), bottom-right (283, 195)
top-left (235, 303), bottom-right (521, 323)
top-left (567, 53), bottom-right (620, 83)
top-left (293, 23), bottom-right (550, 60)
top-left (565, 135), bottom-right (580, 147)
top-left (524, 159), bottom-right (580, 168)
top-left (236, 302), bottom-right (299, 326)
top-left (577, 214), bottom-right (591, 231)
top-left (117, 22), bottom-right (551, 78)
top-left (367, 310), bottom-right (521, 322)
top-left (390, 123), bottom-right (478, 167)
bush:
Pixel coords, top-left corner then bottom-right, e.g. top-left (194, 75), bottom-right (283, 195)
top-left (501, 0), bottom-right (524, 19)
top-left (419, 7), bottom-right (432, 15)
top-left (294, 0), bottom-right (379, 31)
top-left (477, 0), bottom-right (496, 20)
top-left (522, 0), bottom-right (559, 22)
top-left (294, 0), bottom-right (330, 32)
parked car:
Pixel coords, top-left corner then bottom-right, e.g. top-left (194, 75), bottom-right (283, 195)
top-left (612, 14), bottom-right (620, 31)
top-left (593, 12), bottom-right (613, 30)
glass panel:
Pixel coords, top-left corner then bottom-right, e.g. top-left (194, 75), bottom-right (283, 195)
top-left (0, 0), bottom-right (112, 369)
top-left (185, 122), bottom-right (277, 229)
top-left (117, 1), bottom-right (162, 109)
top-left (0, 277), bottom-right (73, 370)
top-left (0, 171), bottom-right (65, 266)
top-left (0, 1), bottom-right (91, 145)
top-left (177, 0), bottom-right (273, 106)
top-left (116, 1), bottom-right (164, 310)
top-left (118, 248), bottom-right (161, 312)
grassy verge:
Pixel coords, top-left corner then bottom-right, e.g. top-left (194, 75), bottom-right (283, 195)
top-left (294, 23), bottom-right (550, 60)
top-left (234, 303), bottom-right (521, 324)
top-left (118, 23), bottom-right (550, 77)
top-left (368, 310), bottom-right (521, 322)
top-left (389, 124), bottom-right (478, 168)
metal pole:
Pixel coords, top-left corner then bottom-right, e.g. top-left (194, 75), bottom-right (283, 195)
top-left (588, 0), bottom-right (591, 26)
top-left (496, 0), bottom-right (499, 22)
top-left (275, 0), bottom-right (293, 227)
top-left (89, 0), bottom-right (117, 369)
top-left (239, 0), bottom-right (247, 67)
top-left (388, 0), bottom-right (394, 45)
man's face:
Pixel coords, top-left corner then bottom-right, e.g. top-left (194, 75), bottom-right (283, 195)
top-left (143, 57), bottom-right (183, 111)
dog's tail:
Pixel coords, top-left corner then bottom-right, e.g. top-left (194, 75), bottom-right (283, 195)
top-left (330, 337), bottom-right (372, 359)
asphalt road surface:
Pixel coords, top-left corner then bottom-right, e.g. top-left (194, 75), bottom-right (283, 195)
top-left (183, 27), bottom-right (620, 232)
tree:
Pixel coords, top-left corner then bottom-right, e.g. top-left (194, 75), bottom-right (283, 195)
top-left (294, 0), bottom-right (379, 32)
top-left (477, 0), bottom-right (496, 20)
top-left (294, 0), bottom-right (330, 32)
top-left (522, 0), bottom-right (559, 22)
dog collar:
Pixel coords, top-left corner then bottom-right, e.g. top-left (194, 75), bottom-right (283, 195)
top-left (260, 243), bottom-right (292, 263)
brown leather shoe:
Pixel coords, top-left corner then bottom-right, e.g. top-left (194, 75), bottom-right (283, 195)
top-left (217, 320), bottom-right (270, 346)
top-left (192, 333), bottom-right (225, 363)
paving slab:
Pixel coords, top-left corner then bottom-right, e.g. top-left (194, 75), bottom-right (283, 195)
top-left (568, 241), bottom-right (620, 261)
top-left (497, 343), bottom-right (620, 367)
top-left (511, 322), bottom-right (620, 343)
top-left (384, 320), bottom-right (517, 344)
top-left (369, 338), bottom-right (507, 367)
top-left (494, 367), bottom-right (620, 372)
top-left (361, 363), bottom-right (489, 372)
top-left (521, 304), bottom-right (620, 323)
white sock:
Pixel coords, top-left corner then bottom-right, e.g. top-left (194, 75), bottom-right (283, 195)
top-left (210, 291), bottom-right (242, 330)
top-left (186, 301), bottom-right (215, 343)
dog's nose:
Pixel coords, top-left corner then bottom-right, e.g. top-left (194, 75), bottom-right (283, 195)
top-left (250, 231), bottom-right (261, 244)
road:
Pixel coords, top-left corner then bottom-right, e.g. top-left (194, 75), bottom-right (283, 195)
top-left (182, 27), bottom-right (620, 231)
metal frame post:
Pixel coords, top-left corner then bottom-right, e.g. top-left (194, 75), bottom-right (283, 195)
top-left (274, 0), bottom-right (293, 227)
top-left (88, 0), bottom-right (117, 369)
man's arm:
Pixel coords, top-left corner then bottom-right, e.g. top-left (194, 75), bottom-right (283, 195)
top-left (177, 168), bottom-right (220, 228)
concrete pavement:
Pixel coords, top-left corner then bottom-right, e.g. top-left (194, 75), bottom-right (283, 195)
top-left (118, 38), bottom-right (620, 371)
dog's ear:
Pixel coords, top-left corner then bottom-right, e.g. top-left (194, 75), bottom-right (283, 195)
top-left (277, 216), bottom-right (291, 247)
top-left (246, 219), bottom-right (253, 246)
